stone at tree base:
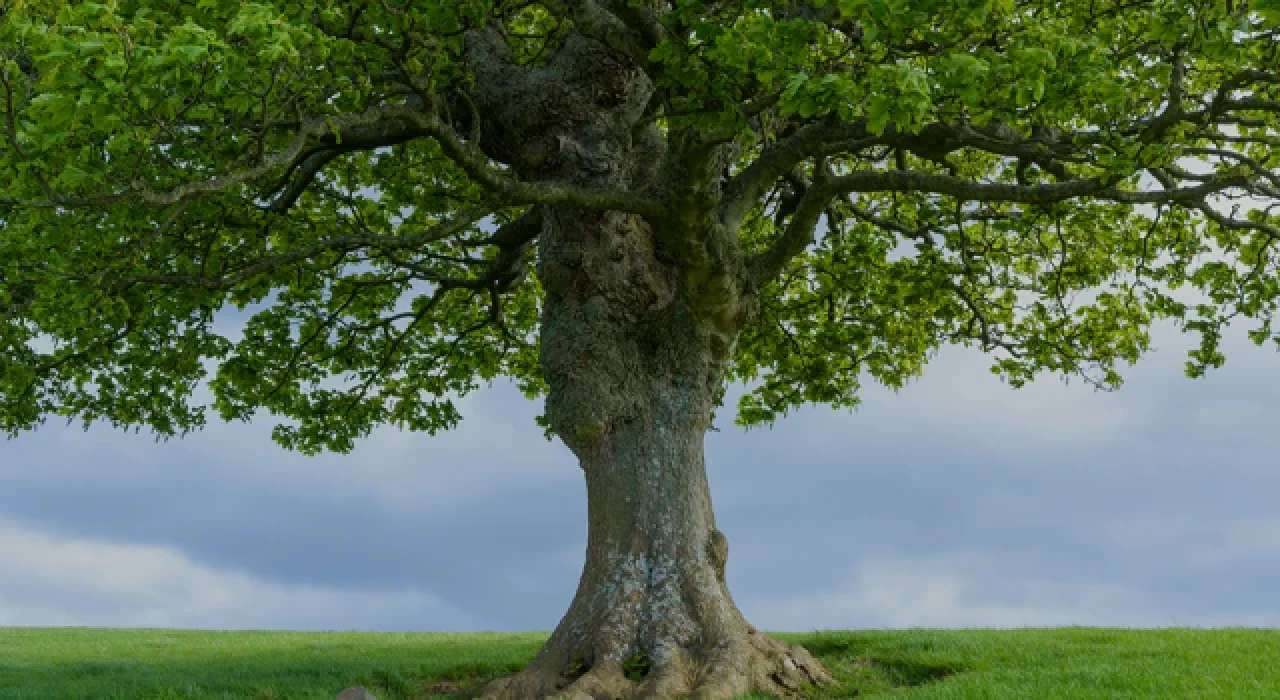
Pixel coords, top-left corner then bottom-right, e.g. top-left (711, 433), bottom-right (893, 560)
top-left (335, 687), bottom-right (377, 700)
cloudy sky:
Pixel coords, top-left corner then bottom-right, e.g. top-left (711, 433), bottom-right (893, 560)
top-left (2, 312), bottom-right (1278, 632)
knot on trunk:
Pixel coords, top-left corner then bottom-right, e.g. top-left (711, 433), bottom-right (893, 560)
top-left (464, 30), bottom-right (657, 184)
top-left (708, 528), bottom-right (729, 583)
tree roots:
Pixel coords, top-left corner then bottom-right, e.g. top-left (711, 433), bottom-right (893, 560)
top-left (478, 627), bottom-right (833, 700)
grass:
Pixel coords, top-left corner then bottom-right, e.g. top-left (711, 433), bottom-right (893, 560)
top-left (1, 627), bottom-right (1278, 699)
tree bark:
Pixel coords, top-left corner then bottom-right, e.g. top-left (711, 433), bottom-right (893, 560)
top-left (464, 26), bottom-right (832, 699)
top-left (478, 204), bottom-right (832, 699)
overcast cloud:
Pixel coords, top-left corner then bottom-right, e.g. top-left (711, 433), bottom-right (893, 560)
top-left (2, 315), bottom-right (1278, 632)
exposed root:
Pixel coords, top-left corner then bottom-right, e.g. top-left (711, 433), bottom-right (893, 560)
top-left (634, 647), bottom-right (696, 698)
top-left (556, 661), bottom-right (633, 699)
top-left (690, 628), bottom-right (834, 699)
top-left (706, 629), bottom-right (834, 700)
top-left (477, 629), bottom-right (832, 700)
top-left (476, 662), bottom-right (563, 699)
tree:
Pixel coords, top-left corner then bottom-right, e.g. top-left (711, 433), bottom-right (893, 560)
top-left (1, 0), bottom-right (1278, 696)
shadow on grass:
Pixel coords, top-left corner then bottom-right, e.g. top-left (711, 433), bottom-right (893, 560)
top-left (874, 657), bottom-right (960, 686)
top-left (794, 634), bottom-right (964, 698)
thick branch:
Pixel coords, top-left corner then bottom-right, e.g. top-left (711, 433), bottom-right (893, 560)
top-left (746, 172), bottom-right (830, 287)
top-left (719, 118), bottom-right (875, 231)
top-left (818, 169), bottom-right (1247, 205)
top-left (475, 206), bottom-right (544, 248)
top-left (722, 60), bottom-right (1278, 235)
top-left (3, 101), bottom-right (665, 222)
top-left (264, 114), bottom-right (438, 213)
top-left (567, 0), bottom-right (662, 78)
top-left (602, 0), bottom-right (667, 49)
top-left (415, 104), bottom-right (666, 218)
top-left (746, 168), bottom-right (1256, 287)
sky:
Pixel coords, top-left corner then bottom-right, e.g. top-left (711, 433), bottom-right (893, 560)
top-left (2, 314), bottom-right (1279, 632)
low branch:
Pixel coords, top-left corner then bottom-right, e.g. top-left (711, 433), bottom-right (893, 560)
top-left (109, 206), bottom-right (491, 293)
top-left (3, 101), bottom-right (665, 222)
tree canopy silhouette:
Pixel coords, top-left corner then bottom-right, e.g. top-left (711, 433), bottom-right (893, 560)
top-left (2, 1), bottom-right (1277, 697)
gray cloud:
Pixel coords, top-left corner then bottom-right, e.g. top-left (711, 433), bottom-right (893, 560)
top-left (2, 319), bottom-right (1279, 631)
top-left (0, 517), bottom-right (486, 630)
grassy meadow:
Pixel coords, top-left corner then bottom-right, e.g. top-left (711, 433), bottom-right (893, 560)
top-left (0, 627), bottom-right (1277, 699)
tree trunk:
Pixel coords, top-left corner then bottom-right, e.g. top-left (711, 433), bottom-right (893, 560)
top-left (478, 205), bottom-right (832, 699)
top-left (462, 30), bottom-right (832, 697)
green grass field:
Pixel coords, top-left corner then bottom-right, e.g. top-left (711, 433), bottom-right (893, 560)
top-left (0, 627), bottom-right (1277, 699)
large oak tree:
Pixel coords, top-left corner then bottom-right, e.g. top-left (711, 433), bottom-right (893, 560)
top-left (2, 0), bottom-right (1278, 697)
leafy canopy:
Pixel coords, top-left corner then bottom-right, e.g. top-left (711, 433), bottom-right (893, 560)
top-left (1, 0), bottom-right (1277, 452)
